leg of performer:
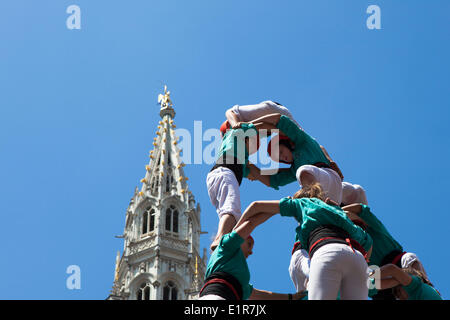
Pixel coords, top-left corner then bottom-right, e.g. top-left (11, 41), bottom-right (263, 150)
top-left (211, 214), bottom-right (237, 250)
top-left (340, 247), bottom-right (369, 300)
top-left (206, 167), bottom-right (242, 250)
top-left (289, 248), bottom-right (310, 293)
top-left (307, 244), bottom-right (342, 300)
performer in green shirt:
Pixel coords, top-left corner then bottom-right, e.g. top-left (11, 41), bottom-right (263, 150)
top-left (368, 264), bottom-right (442, 300)
top-left (199, 207), bottom-right (306, 300)
top-left (234, 183), bottom-right (372, 300)
top-left (206, 123), bottom-right (259, 251)
top-left (233, 113), bottom-right (347, 204)
top-left (342, 203), bottom-right (430, 300)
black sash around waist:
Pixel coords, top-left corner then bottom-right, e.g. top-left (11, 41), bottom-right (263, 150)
top-left (307, 225), bottom-right (350, 259)
top-left (200, 272), bottom-right (243, 300)
top-left (210, 157), bottom-right (244, 185)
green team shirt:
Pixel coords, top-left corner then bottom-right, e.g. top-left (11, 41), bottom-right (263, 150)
top-left (216, 123), bottom-right (257, 179)
top-left (403, 276), bottom-right (442, 300)
top-left (359, 205), bottom-right (403, 267)
top-left (205, 231), bottom-right (253, 300)
top-left (280, 197), bottom-right (373, 252)
top-left (270, 115), bottom-right (330, 189)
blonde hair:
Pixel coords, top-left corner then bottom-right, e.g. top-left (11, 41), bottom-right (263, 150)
top-left (293, 183), bottom-right (325, 201)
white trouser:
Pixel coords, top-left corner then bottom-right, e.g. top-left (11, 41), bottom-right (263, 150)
top-left (296, 165), bottom-right (343, 204)
top-left (308, 243), bottom-right (368, 300)
top-left (341, 182), bottom-right (368, 205)
top-left (206, 167), bottom-right (241, 222)
top-left (289, 249), bottom-right (310, 292)
top-left (198, 294), bottom-right (226, 300)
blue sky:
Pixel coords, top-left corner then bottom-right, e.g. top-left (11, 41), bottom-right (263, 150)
top-left (0, 0), bottom-right (449, 299)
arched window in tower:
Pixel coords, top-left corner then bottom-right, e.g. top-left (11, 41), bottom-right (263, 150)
top-left (165, 205), bottom-right (179, 235)
top-left (142, 212), bottom-right (148, 235)
top-left (137, 282), bottom-right (151, 300)
top-left (172, 210), bottom-right (179, 233)
top-left (162, 281), bottom-right (178, 300)
top-left (142, 208), bottom-right (155, 235)
top-left (149, 209), bottom-right (155, 231)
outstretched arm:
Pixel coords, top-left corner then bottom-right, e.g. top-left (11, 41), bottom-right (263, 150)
top-left (232, 113), bottom-right (282, 132)
top-left (234, 200), bottom-right (281, 230)
top-left (233, 212), bottom-right (275, 240)
top-left (371, 264), bottom-right (412, 290)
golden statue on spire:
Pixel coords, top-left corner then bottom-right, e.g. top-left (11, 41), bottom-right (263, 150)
top-left (158, 85), bottom-right (173, 108)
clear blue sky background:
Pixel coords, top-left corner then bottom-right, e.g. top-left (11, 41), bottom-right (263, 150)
top-left (0, 1), bottom-right (449, 299)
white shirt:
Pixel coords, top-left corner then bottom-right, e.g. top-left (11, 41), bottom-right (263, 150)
top-left (231, 100), bottom-right (301, 127)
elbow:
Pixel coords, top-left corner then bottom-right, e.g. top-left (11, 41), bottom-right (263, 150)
top-left (249, 201), bottom-right (262, 212)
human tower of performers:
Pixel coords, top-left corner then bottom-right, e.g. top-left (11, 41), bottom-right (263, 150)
top-left (198, 101), bottom-right (442, 300)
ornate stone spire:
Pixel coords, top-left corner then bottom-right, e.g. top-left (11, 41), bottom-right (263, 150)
top-left (139, 85), bottom-right (189, 202)
top-left (108, 86), bottom-right (206, 300)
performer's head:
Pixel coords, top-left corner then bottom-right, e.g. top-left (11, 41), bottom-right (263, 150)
top-left (393, 267), bottom-right (437, 300)
top-left (241, 235), bottom-right (254, 258)
top-left (268, 134), bottom-right (294, 164)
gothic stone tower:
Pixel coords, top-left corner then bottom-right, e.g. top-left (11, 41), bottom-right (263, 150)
top-left (108, 86), bottom-right (207, 300)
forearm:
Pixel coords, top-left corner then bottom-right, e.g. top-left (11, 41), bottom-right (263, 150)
top-left (249, 164), bottom-right (271, 187)
top-left (235, 201), bottom-right (280, 229)
top-left (341, 204), bottom-right (362, 214)
top-left (379, 264), bottom-right (412, 286)
top-left (248, 113), bottom-right (281, 126)
top-left (379, 278), bottom-right (401, 290)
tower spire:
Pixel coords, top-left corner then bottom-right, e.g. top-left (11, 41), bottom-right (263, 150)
top-left (108, 86), bottom-right (205, 300)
